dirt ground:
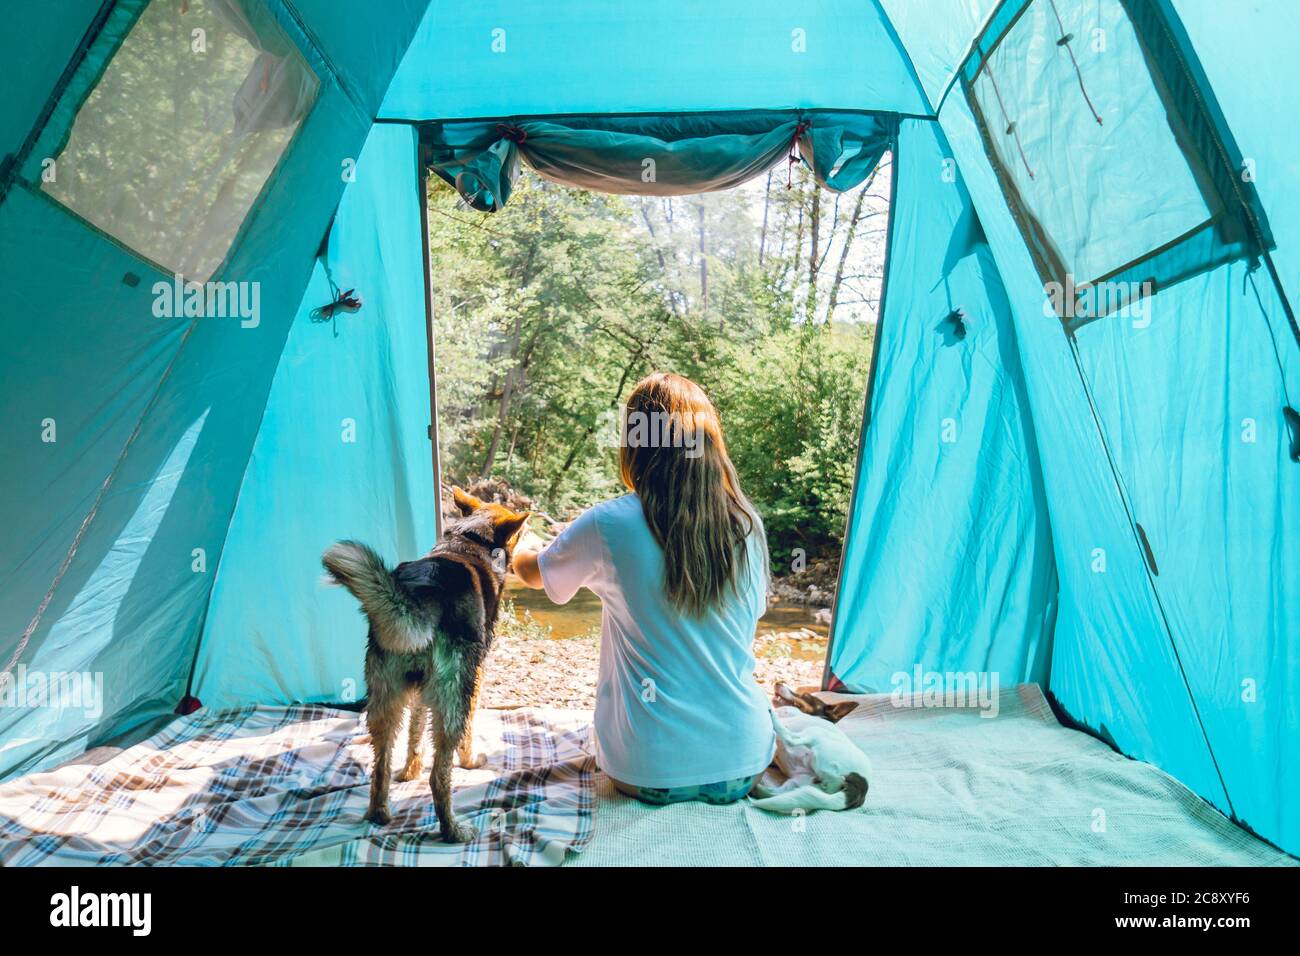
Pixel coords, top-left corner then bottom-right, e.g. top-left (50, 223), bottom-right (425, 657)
top-left (479, 624), bottom-right (827, 711)
top-left (459, 478), bottom-right (836, 710)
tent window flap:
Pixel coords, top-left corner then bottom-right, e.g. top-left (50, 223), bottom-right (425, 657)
top-left (422, 111), bottom-right (898, 212)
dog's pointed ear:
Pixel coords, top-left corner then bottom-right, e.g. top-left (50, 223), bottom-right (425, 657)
top-left (451, 486), bottom-right (483, 516)
top-left (826, 700), bottom-right (860, 723)
top-left (494, 511), bottom-right (530, 547)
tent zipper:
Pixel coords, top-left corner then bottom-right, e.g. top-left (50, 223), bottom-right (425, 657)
top-left (1065, 333), bottom-right (1235, 819)
top-left (1135, 523), bottom-right (1159, 576)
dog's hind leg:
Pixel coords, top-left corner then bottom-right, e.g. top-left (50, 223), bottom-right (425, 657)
top-left (364, 675), bottom-right (404, 826)
top-left (397, 693), bottom-right (427, 782)
top-left (456, 665), bottom-right (487, 769)
top-left (428, 660), bottom-right (481, 843)
top-left (429, 712), bottom-right (477, 843)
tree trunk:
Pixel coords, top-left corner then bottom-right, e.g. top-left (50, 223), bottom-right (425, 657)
top-left (479, 243), bottom-right (538, 475)
top-left (807, 187), bottom-right (821, 321)
top-left (697, 200), bottom-right (709, 311)
top-left (639, 202), bottom-right (683, 318)
top-left (480, 309), bottom-right (522, 475)
top-left (546, 337), bottom-right (650, 501)
top-left (505, 419), bottom-right (521, 468)
top-left (826, 176), bottom-right (873, 323)
top-left (758, 170), bottom-right (773, 267)
top-left (793, 204), bottom-right (805, 315)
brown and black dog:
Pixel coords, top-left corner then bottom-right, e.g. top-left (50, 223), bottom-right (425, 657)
top-left (322, 487), bottom-right (528, 841)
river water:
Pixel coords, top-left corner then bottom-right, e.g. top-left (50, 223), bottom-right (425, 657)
top-left (503, 580), bottom-right (828, 652)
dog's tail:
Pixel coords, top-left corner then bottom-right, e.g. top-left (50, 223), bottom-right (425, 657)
top-left (749, 772), bottom-right (869, 814)
top-left (322, 540), bottom-right (434, 654)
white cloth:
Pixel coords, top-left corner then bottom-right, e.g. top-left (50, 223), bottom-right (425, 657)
top-left (538, 493), bottom-right (774, 788)
top-left (570, 685), bottom-right (1298, 867)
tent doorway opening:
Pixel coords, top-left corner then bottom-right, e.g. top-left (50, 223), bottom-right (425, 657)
top-left (424, 155), bottom-right (893, 709)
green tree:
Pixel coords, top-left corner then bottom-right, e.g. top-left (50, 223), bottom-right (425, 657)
top-left (427, 157), bottom-right (890, 570)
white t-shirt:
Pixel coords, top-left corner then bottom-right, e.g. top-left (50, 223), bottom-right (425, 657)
top-left (538, 493), bottom-right (775, 788)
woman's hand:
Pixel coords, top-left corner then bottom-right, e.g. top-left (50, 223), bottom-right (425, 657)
top-left (511, 527), bottom-right (549, 589)
top-left (514, 527), bottom-right (549, 554)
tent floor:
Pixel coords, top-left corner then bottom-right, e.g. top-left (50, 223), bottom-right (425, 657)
top-left (2, 685), bottom-right (1290, 866)
top-left (567, 685), bottom-right (1294, 867)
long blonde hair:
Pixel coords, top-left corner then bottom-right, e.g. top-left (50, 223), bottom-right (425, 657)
top-left (619, 372), bottom-right (767, 615)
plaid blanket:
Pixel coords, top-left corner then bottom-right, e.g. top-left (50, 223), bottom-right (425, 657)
top-left (0, 704), bottom-right (595, 867)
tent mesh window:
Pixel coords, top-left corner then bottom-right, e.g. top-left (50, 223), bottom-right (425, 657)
top-left (29, 0), bottom-right (319, 281)
top-left (961, 0), bottom-right (1270, 329)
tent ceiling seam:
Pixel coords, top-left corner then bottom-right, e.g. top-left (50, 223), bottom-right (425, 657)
top-left (278, 0), bottom-right (367, 121)
top-left (399, 107), bottom-right (936, 127)
top-left (869, 0), bottom-right (937, 116)
top-left (0, 0), bottom-right (116, 209)
top-left (935, 0), bottom-right (1018, 116)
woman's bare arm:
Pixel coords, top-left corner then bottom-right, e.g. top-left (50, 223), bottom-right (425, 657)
top-left (513, 547), bottom-right (544, 588)
top-left (511, 528), bottom-right (548, 589)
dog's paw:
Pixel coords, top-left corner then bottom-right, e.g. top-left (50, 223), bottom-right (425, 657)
top-left (457, 751), bottom-right (487, 769)
top-left (441, 820), bottom-right (478, 843)
top-left (395, 760), bottom-right (423, 782)
top-left (365, 806), bottom-right (393, 827)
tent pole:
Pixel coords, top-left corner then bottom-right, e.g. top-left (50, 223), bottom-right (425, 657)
top-left (417, 141), bottom-right (444, 540)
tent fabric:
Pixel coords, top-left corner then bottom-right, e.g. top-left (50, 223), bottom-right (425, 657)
top-left (877, 0), bottom-right (1001, 111)
top-left (927, 6), bottom-right (1299, 852)
top-left (834, 0), bottom-right (1297, 856)
top-left (0, 0), bottom-right (104, 162)
top-left (427, 112), bottom-right (896, 211)
top-left (192, 122), bottom-right (436, 710)
top-left (937, 88), bottom-right (1237, 818)
top-left (1068, 264), bottom-right (1299, 851)
top-left (0, 0), bottom-right (424, 779)
top-left (827, 117), bottom-right (1057, 693)
top-left (283, 0), bottom-right (430, 111)
top-left (1173, 0), bottom-right (1300, 350)
top-left (0, 0), bottom-right (1295, 862)
top-left (379, 0), bottom-right (932, 121)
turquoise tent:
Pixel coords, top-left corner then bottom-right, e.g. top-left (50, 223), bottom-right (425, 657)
top-left (0, 0), bottom-right (1295, 857)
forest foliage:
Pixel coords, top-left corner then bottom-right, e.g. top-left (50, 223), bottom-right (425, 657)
top-left (428, 159), bottom-right (891, 570)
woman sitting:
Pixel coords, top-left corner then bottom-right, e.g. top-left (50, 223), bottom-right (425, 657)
top-left (513, 371), bottom-right (774, 804)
